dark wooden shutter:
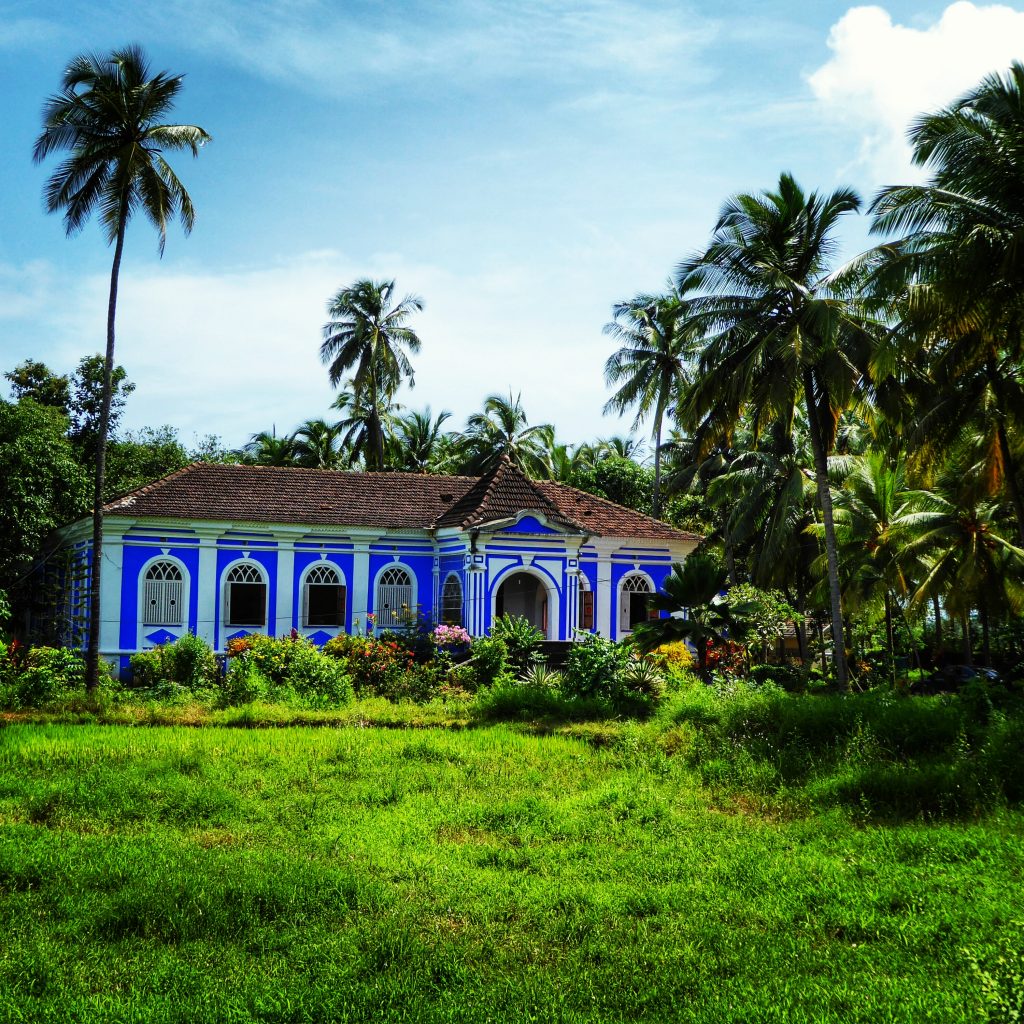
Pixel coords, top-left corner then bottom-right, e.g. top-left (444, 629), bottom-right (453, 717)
top-left (580, 591), bottom-right (594, 630)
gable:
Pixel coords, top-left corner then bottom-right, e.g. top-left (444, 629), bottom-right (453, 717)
top-left (494, 515), bottom-right (559, 536)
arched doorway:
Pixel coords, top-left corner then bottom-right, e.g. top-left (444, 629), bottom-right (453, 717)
top-left (494, 570), bottom-right (550, 636)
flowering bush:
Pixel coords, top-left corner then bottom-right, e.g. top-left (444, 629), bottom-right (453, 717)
top-left (222, 633), bottom-right (353, 707)
top-left (323, 634), bottom-right (411, 695)
top-left (648, 641), bottom-right (694, 671)
top-left (433, 624), bottom-right (471, 648)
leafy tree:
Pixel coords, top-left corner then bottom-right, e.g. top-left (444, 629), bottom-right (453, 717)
top-left (4, 360), bottom-right (71, 411)
top-left (104, 425), bottom-right (190, 498)
top-left (0, 400), bottom-right (88, 623)
top-left (568, 454), bottom-right (654, 515)
top-left (677, 173), bottom-right (878, 690)
top-left (34, 45), bottom-right (210, 688)
top-left (320, 280), bottom-right (423, 471)
top-left (67, 354), bottom-right (135, 460)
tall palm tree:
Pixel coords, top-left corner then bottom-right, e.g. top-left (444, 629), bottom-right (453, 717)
top-left (603, 288), bottom-right (697, 517)
top-left (33, 46), bottom-right (210, 689)
top-left (869, 62), bottom-right (1024, 543)
top-left (320, 280), bottom-right (423, 471)
top-left (677, 173), bottom-right (878, 690)
top-left (461, 392), bottom-right (554, 477)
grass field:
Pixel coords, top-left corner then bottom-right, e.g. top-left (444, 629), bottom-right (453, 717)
top-left (0, 720), bottom-right (1021, 1023)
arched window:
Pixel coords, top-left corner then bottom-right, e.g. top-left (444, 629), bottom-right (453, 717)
top-left (303, 563), bottom-right (345, 628)
top-left (441, 574), bottom-right (463, 626)
top-left (143, 560), bottom-right (183, 626)
top-left (618, 574), bottom-right (654, 633)
top-left (225, 562), bottom-right (267, 627)
top-left (376, 565), bottom-right (413, 628)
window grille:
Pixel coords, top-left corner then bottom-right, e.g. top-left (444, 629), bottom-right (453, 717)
top-left (225, 562), bottom-right (267, 627)
top-left (441, 574), bottom-right (463, 625)
top-left (143, 560), bottom-right (184, 626)
top-left (376, 566), bottom-right (413, 628)
top-left (304, 564), bottom-right (345, 627)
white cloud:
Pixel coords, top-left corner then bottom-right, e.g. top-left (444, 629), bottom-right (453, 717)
top-left (808, 2), bottom-right (1024, 182)
top-left (2, 250), bottom-right (634, 449)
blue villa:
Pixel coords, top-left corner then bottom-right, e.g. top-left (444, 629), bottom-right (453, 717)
top-left (54, 457), bottom-right (699, 675)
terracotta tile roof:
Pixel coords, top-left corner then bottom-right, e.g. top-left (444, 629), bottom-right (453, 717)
top-left (99, 461), bottom-right (699, 542)
top-left (435, 456), bottom-right (583, 531)
top-left (535, 480), bottom-right (701, 543)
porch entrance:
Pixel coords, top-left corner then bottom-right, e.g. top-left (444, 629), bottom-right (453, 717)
top-left (495, 572), bottom-right (549, 635)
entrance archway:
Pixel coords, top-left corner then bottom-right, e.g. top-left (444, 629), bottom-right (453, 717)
top-left (493, 569), bottom-right (552, 637)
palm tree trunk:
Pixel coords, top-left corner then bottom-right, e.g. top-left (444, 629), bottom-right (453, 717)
top-left (884, 590), bottom-right (895, 684)
top-left (86, 210), bottom-right (128, 692)
top-left (996, 420), bottom-right (1024, 546)
top-left (981, 597), bottom-right (991, 667)
top-left (802, 368), bottom-right (849, 691)
top-left (932, 593), bottom-right (943, 662)
top-left (961, 611), bottom-right (973, 666)
top-left (652, 414), bottom-right (662, 518)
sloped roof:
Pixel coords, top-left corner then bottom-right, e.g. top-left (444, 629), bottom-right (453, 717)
top-left (434, 456), bottom-right (582, 531)
top-left (99, 461), bottom-right (699, 542)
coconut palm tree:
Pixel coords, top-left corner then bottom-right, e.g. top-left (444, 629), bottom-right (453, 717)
top-left (33, 45), bottom-right (210, 689)
top-left (603, 288), bottom-right (698, 517)
top-left (241, 430), bottom-right (298, 466)
top-left (391, 408), bottom-right (453, 473)
top-left (869, 63), bottom-right (1024, 543)
top-left (460, 392), bottom-right (554, 477)
top-left (320, 280), bottom-right (423, 470)
top-left (292, 419), bottom-right (345, 470)
top-left (677, 173), bottom-right (879, 690)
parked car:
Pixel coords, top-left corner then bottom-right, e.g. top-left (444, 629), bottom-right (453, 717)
top-left (923, 664), bottom-right (1002, 691)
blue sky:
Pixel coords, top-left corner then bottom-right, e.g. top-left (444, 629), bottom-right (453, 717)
top-left (3, 1), bottom-right (1024, 451)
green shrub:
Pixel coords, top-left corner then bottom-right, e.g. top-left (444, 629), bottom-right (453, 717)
top-left (130, 634), bottom-right (219, 694)
top-left (490, 615), bottom-right (544, 672)
top-left (221, 658), bottom-right (274, 706)
top-left (474, 678), bottom-right (606, 722)
top-left (562, 634), bottom-right (631, 703)
top-left (0, 646), bottom-right (86, 708)
top-left (748, 663), bottom-right (807, 693)
top-left (322, 634), bottom-right (408, 695)
top-left (467, 636), bottom-right (508, 689)
top-left (225, 634), bottom-right (354, 708)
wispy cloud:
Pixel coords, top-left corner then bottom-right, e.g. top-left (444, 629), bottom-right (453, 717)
top-left (807, 2), bottom-right (1024, 184)
top-left (124, 0), bottom-right (718, 97)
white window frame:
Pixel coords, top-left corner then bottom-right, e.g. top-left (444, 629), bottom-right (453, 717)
top-left (618, 571), bottom-right (655, 634)
top-left (138, 556), bottom-right (189, 633)
top-left (440, 573), bottom-right (463, 626)
top-left (374, 565), bottom-right (414, 629)
top-left (224, 561), bottom-right (269, 629)
top-left (301, 562), bottom-right (346, 629)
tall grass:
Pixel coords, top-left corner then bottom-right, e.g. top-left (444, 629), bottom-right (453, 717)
top-left (0, 723), bottom-right (1021, 1021)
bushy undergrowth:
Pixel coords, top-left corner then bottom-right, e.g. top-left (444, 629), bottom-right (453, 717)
top-left (651, 680), bottom-right (1024, 818)
top-left (0, 643), bottom-right (88, 708)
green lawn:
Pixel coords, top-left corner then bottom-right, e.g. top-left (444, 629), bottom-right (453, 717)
top-left (0, 722), bottom-right (1020, 1022)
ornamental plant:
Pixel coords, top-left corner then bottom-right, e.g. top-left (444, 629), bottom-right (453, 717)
top-left (433, 624), bottom-right (471, 648)
top-left (323, 634), bottom-right (411, 695)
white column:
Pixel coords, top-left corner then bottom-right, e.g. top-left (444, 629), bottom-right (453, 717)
top-left (352, 542), bottom-right (371, 632)
top-left (275, 542), bottom-right (294, 637)
top-left (565, 567), bottom-right (578, 641)
top-left (196, 536), bottom-right (218, 650)
top-left (98, 528), bottom-right (123, 658)
top-left (593, 540), bottom-right (617, 639)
